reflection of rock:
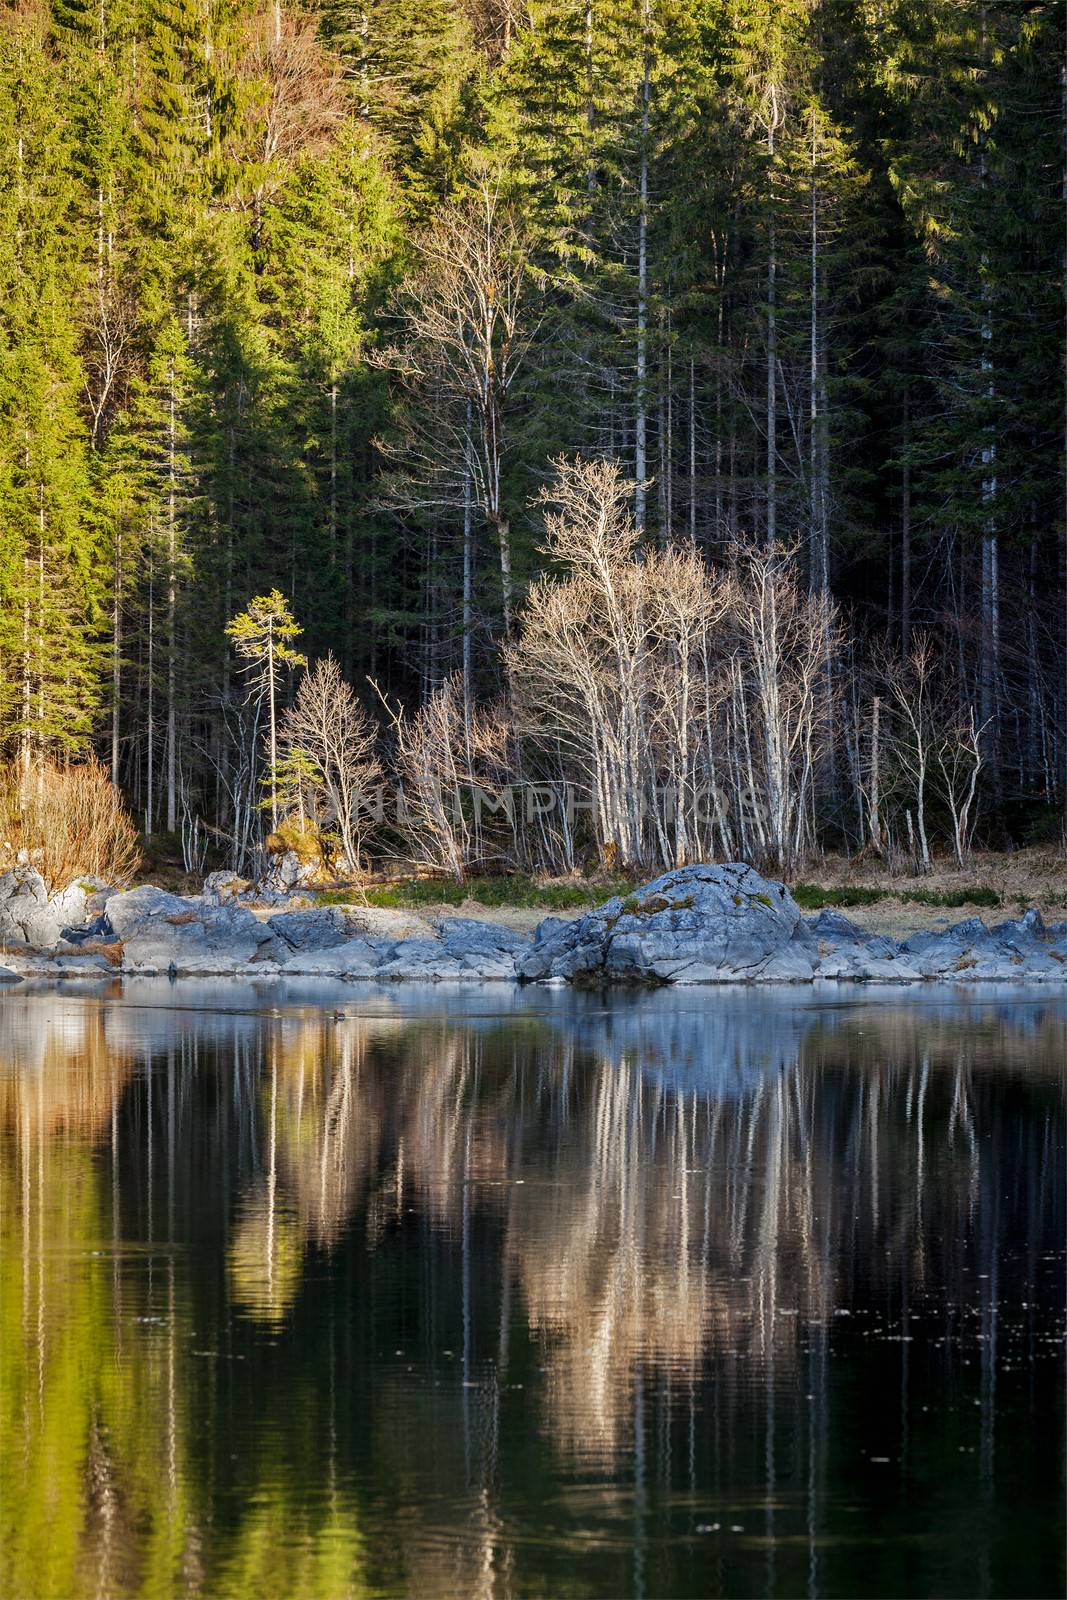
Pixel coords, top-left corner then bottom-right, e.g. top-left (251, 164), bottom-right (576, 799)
top-left (553, 985), bottom-right (808, 1095)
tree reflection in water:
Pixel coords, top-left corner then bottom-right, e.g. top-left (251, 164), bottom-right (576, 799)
top-left (0, 982), bottom-right (1063, 1600)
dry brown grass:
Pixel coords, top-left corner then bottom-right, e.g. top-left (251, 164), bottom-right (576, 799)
top-left (0, 758), bottom-right (141, 890)
top-left (806, 846), bottom-right (1067, 907)
top-left (79, 939), bottom-right (124, 966)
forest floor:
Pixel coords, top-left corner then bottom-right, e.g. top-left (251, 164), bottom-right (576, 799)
top-left (336, 847), bottom-right (1067, 939)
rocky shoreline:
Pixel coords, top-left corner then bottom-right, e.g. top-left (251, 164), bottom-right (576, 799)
top-left (1, 860), bottom-right (1065, 987)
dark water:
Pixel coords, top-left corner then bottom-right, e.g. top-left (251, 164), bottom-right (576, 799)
top-left (1, 979), bottom-right (1064, 1600)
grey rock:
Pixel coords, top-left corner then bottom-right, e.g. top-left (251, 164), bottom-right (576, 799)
top-left (268, 906), bottom-right (355, 953)
top-left (201, 870), bottom-right (250, 905)
top-left (265, 850), bottom-right (319, 894)
top-left (281, 937), bottom-right (387, 977)
top-left (0, 872), bottom-right (63, 947)
top-left (437, 917), bottom-right (529, 956)
top-left (53, 953), bottom-right (114, 974)
top-left (0, 866), bottom-right (47, 905)
top-left (48, 880), bottom-right (89, 927)
top-left (518, 863), bottom-right (801, 984)
top-left (376, 938), bottom-right (465, 981)
top-left (806, 907), bottom-right (919, 980)
top-left (59, 912), bottom-right (113, 946)
top-left (105, 885), bottom-right (188, 935)
top-left (0, 964), bottom-right (20, 982)
top-left (104, 885), bottom-right (278, 973)
top-left (345, 906), bottom-right (438, 941)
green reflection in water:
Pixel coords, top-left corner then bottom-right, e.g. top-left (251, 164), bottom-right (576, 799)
top-left (0, 984), bottom-right (1063, 1600)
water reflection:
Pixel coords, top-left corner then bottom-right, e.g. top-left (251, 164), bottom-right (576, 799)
top-left (0, 983), bottom-right (1063, 1599)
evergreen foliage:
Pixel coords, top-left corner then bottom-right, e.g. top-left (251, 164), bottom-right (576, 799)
top-left (0, 0), bottom-right (1062, 845)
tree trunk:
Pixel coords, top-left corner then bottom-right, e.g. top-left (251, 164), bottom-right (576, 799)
top-left (111, 519), bottom-right (121, 783)
top-left (809, 112), bottom-right (821, 591)
top-left (497, 514), bottom-right (514, 639)
top-left (267, 620), bottom-right (278, 831)
top-left (329, 381), bottom-right (338, 566)
top-left (766, 112), bottom-right (778, 550)
top-left (166, 368), bottom-right (177, 834)
top-left (146, 554), bottom-right (155, 836)
top-left (901, 396), bottom-right (911, 656)
top-left (688, 357), bottom-right (697, 545)
top-left (462, 402), bottom-right (473, 720)
top-left (634, 0), bottom-right (650, 533)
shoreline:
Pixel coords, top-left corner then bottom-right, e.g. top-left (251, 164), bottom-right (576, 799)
top-left (2, 862), bottom-right (1065, 988)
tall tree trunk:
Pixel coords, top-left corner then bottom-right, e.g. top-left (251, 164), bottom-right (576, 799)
top-left (765, 106), bottom-right (778, 550)
top-left (688, 357), bottom-right (697, 544)
top-left (901, 394), bottom-right (911, 656)
top-left (809, 113), bottom-right (822, 592)
top-left (166, 368), bottom-right (177, 834)
top-left (497, 514), bottom-right (514, 638)
top-left (462, 401), bottom-right (473, 721)
top-left (267, 621), bottom-right (278, 831)
top-left (146, 553), bottom-right (155, 836)
top-left (634, 0), bottom-right (650, 533)
top-left (111, 519), bottom-right (121, 783)
top-left (329, 381), bottom-right (338, 566)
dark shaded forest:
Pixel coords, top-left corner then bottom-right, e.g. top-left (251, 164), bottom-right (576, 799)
top-left (0, 0), bottom-right (1063, 876)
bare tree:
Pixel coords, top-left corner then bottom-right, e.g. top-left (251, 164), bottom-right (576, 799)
top-left (730, 542), bottom-right (837, 871)
top-left (509, 459), bottom-right (836, 873)
top-left (937, 705), bottom-right (985, 868)
top-left (885, 636), bottom-right (940, 874)
top-left (374, 675), bottom-right (510, 882)
top-left (281, 656), bottom-right (382, 873)
top-left (376, 175), bottom-right (536, 643)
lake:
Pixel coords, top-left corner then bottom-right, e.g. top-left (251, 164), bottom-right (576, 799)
top-left (1, 979), bottom-right (1063, 1599)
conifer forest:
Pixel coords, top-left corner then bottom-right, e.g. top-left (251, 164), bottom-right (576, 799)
top-left (1, 0), bottom-right (1064, 881)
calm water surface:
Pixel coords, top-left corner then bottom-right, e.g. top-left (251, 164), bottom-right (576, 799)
top-left (1, 979), bottom-right (1064, 1600)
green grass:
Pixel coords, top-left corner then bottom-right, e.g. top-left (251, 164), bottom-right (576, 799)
top-left (317, 874), bottom-right (631, 912)
top-left (792, 882), bottom-right (1001, 911)
top-left (318, 873), bottom-right (1006, 917)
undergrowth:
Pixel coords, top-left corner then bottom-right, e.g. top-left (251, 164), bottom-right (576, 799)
top-left (318, 875), bottom-right (631, 911)
top-left (792, 883), bottom-right (1002, 911)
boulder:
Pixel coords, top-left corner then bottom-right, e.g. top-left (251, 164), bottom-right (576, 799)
top-left (0, 866), bottom-right (47, 905)
top-left (265, 850), bottom-right (319, 894)
top-left (892, 910), bottom-right (1067, 980)
top-left (278, 917), bottom-right (529, 980)
top-left (346, 905), bottom-right (438, 941)
top-left (0, 867), bottom-right (62, 948)
top-left (280, 936), bottom-right (387, 978)
top-left (104, 885), bottom-right (279, 973)
top-left (518, 863), bottom-right (802, 984)
top-left (374, 919), bottom-right (529, 980)
top-left (269, 906), bottom-right (355, 953)
top-left (806, 909), bottom-right (920, 981)
top-left (49, 880), bottom-right (88, 928)
top-left (201, 870), bottom-right (250, 905)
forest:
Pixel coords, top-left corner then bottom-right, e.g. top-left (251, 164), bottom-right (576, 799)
top-left (0, 0), bottom-right (1063, 883)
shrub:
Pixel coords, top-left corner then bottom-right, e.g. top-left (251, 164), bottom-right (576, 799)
top-left (265, 818), bottom-right (322, 863)
top-left (0, 759), bottom-right (141, 889)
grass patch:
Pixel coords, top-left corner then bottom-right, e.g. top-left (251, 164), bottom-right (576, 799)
top-left (318, 874), bottom-right (631, 912)
top-left (792, 882), bottom-right (1001, 911)
top-left (792, 884), bottom-right (887, 909)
